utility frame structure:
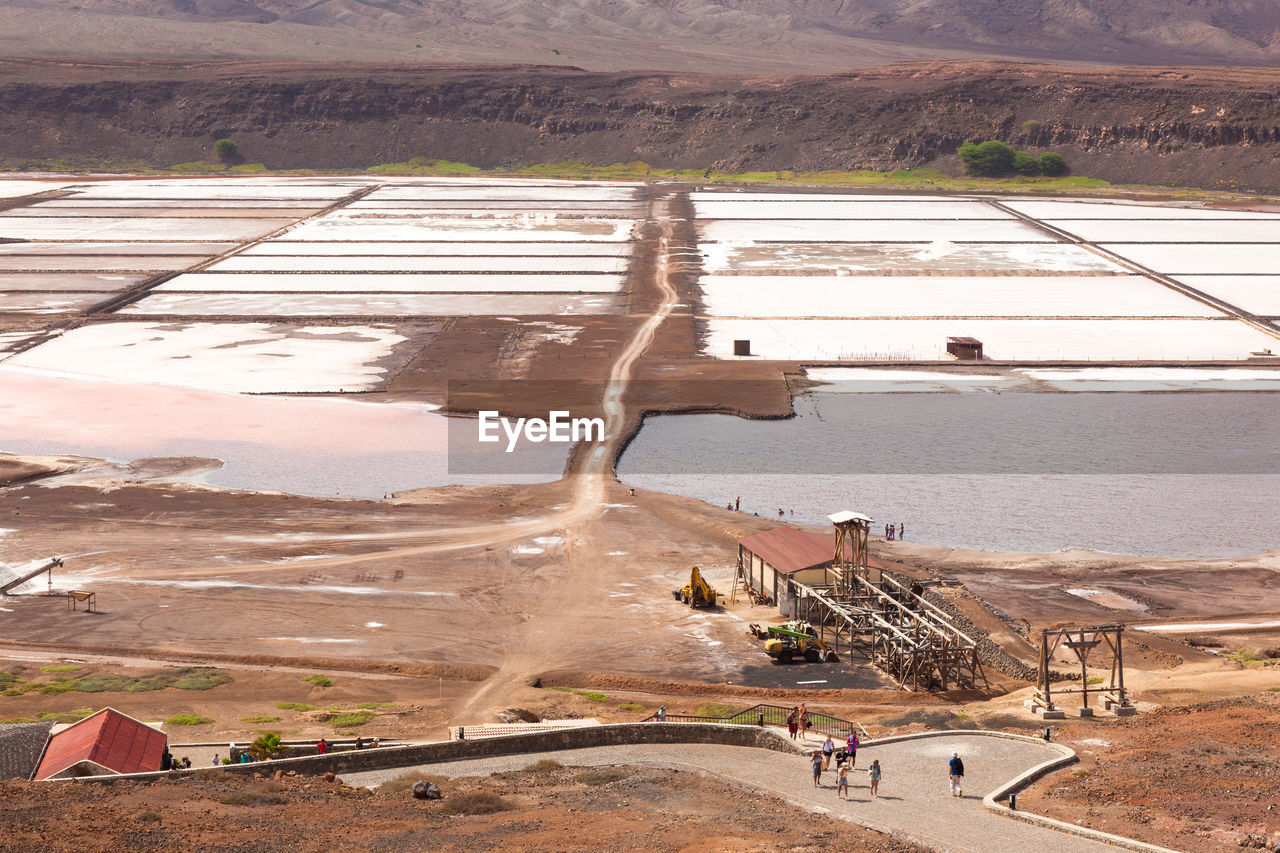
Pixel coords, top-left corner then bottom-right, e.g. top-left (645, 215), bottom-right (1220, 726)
top-left (1032, 625), bottom-right (1134, 718)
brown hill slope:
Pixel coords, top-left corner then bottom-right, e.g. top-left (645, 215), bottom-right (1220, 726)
top-left (2, 59), bottom-right (1279, 191)
top-left (1, 0), bottom-right (1279, 71)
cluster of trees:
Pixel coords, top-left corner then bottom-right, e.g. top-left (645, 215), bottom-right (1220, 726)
top-left (958, 140), bottom-right (1067, 177)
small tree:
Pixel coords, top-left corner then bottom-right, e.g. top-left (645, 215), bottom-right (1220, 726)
top-left (248, 732), bottom-right (285, 760)
top-left (1022, 119), bottom-right (1042, 135)
top-left (958, 140), bottom-right (1016, 176)
top-left (213, 138), bottom-right (238, 162)
top-left (1012, 150), bottom-right (1041, 175)
top-left (1037, 152), bottom-right (1068, 176)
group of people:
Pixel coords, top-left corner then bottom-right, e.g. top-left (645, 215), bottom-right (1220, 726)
top-left (808, 741), bottom-right (965, 802)
top-left (159, 752), bottom-right (191, 770)
top-left (884, 523), bottom-right (906, 541)
top-left (724, 496), bottom-right (795, 518)
top-left (809, 732), bottom-right (879, 798)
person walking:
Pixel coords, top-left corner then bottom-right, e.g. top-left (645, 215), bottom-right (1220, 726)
top-left (868, 759), bottom-right (882, 798)
top-left (948, 752), bottom-right (965, 797)
top-left (786, 707), bottom-right (799, 740)
top-left (822, 735), bottom-right (835, 770)
top-left (836, 762), bottom-right (850, 800)
top-left (656, 705), bottom-right (667, 722)
top-left (846, 731), bottom-right (860, 769)
top-left (811, 750), bottom-right (824, 788)
top-left (799, 703), bottom-right (810, 738)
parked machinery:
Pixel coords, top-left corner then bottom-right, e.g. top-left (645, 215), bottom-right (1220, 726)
top-left (748, 621), bottom-right (837, 663)
top-left (673, 566), bottom-right (719, 608)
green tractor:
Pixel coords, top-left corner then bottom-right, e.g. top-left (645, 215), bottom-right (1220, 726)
top-left (763, 622), bottom-right (836, 663)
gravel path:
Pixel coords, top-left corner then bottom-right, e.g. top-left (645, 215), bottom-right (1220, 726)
top-left (342, 731), bottom-right (1124, 853)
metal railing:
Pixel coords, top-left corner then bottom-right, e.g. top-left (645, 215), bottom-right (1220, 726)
top-left (642, 703), bottom-right (864, 739)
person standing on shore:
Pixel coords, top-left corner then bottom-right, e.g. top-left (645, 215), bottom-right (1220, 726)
top-left (948, 752), bottom-right (965, 797)
top-left (735, 496), bottom-right (740, 512)
top-left (899, 523), bottom-right (906, 540)
top-left (868, 759), bottom-right (882, 798)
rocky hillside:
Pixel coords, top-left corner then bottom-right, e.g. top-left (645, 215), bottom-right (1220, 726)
top-left (2, 0), bottom-right (1280, 71)
top-left (3, 59), bottom-right (1280, 191)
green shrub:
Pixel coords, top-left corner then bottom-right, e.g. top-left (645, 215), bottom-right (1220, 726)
top-left (36, 709), bottom-right (92, 723)
top-left (241, 715), bottom-right (282, 724)
top-left (249, 732), bottom-right (285, 760)
top-left (618, 703), bottom-right (646, 713)
top-left (546, 686), bottom-right (608, 702)
top-left (213, 138), bottom-right (238, 161)
top-left (958, 140), bottom-right (1016, 176)
top-left (275, 702), bottom-right (317, 712)
top-left (1012, 151), bottom-right (1041, 175)
top-left (165, 714), bottom-right (214, 726)
top-left (172, 668), bottom-right (232, 691)
top-left (355, 702), bottom-right (397, 709)
top-left (695, 702), bottom-right (736, 718)
top-left (1037, 152), bottom-right (1068, 176)
top-left (36, 681), bottom-right (77, 695)
top-left (302, 675), bottom-right (333, 688)
top-left (327, 711), bottom-right (375, 728)
top-left (40, 664), bottom-right (82, 673)
top-left (1022, 119), bottom-right (1042, 134)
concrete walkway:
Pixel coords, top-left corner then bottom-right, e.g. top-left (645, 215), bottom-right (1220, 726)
top-left (342, 731), bottom-right (1128, 853)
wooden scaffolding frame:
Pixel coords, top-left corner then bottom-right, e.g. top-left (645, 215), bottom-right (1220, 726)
top-left (1032, 625), bottom-right (1133, 717)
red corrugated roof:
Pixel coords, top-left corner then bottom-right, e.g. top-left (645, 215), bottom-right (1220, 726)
top-left (739, 526), bottom-right (884, 576)
top-left (739, 527), bottom-right (838, 574)
top-left (34, 708), bottom-right (166, 780)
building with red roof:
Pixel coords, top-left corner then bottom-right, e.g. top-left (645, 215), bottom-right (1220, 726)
top-left (738, 526), bottom-right (882, 614)
top-left (33, 708), bottom-right (167, 781)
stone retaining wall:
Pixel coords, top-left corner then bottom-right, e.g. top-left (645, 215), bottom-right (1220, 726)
top-left (75, 723), bottom-right (804, 783)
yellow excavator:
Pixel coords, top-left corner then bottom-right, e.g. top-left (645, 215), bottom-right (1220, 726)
top-left (760, 621), bottom-right (837, 663)
top-left (673, 566), bottom-right (719, 608)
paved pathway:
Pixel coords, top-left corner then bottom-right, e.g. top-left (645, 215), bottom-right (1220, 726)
top-left (342, 732), bottom-right (1126, 853)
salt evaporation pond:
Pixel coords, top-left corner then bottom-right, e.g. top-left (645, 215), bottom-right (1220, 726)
top-left (618, 386), bottom-right (1280, 557)
top-left (0, 369), bottom-right (567, 498)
